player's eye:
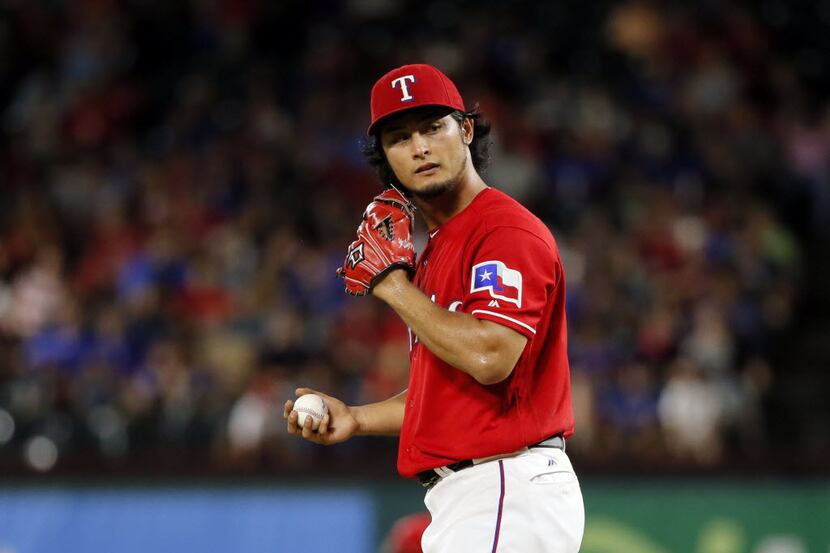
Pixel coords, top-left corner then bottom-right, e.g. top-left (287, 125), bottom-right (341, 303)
top-left (428, 122), bottom-right (442, 132)
top-left (387, 133), bottom-right (408, 145)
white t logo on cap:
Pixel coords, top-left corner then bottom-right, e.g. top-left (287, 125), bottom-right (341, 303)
top-left (391, 75), bottom-right (416, 102)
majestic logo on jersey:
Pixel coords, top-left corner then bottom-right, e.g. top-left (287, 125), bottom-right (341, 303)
top-left (470, 260), bottom-right (522, 307)
top-left (391, 75), bottom-right (416, 102)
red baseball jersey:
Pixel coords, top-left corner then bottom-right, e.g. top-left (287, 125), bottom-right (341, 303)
top-left (398, 187), bottom-right (574, 478)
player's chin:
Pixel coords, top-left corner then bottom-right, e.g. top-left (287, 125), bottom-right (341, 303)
top-left (408, 178), bottom-right (457, 200)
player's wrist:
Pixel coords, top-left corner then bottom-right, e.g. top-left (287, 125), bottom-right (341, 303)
top-left (371, 268), bottom-right (409, 303)
top-left (349, 405), bottom-right (368, 435)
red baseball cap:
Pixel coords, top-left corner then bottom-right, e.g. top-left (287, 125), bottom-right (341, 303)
top-left (368, 64), bottom-right (466, 135)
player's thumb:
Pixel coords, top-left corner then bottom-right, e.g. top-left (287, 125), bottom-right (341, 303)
top-left (295, 387), bottom-right (329, 399)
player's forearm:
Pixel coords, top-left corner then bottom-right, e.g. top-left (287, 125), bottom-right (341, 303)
top-left (374, 273), bottom-right (522, 385)
top-left (351, 389), bottom-right (407, 436)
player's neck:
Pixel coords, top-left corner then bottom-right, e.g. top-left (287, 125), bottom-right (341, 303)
top-left (414, 169), bottom-right (488, 231)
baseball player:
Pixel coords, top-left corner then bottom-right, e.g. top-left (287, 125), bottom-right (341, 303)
top-left (285, 64), bottom-right (584, 553)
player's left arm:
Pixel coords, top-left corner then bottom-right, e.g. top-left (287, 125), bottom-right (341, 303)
top-left (372, 271), bottom-right (527, 385)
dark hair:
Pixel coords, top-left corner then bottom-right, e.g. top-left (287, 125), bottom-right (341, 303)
top-left (360, 107), bottom-right (492, 188)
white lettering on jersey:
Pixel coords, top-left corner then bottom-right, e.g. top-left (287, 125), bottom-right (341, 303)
top-left (391, 75), bottom-right (416, 102)
top-left (488, 300), bottom-right (500, 307)
top-left (449, 300), bottom-right (462, 312)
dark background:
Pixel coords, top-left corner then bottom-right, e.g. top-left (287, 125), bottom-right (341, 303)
top-left (1, 0), bottom-right (828, 479)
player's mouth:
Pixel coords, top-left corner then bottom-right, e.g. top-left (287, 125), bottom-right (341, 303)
top-left (415, 162), bottom-right (440, 176)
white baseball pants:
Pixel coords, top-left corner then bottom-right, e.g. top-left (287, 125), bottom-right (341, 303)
top-left (421, 447), bottom-right (584, 553)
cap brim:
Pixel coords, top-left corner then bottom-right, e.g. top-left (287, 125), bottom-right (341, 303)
top-left (367, 103), bottom-right (457, 136)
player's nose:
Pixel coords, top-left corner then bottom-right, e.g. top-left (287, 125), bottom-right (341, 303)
top-left (409, 132), bottom-right (430, 158)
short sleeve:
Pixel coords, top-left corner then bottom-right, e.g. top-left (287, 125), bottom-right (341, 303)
top-left (462, 227), bottom-right (559, 338)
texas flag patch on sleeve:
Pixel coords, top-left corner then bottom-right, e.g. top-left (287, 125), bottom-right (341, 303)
top-left (470, 260), bottom-right (523, 307)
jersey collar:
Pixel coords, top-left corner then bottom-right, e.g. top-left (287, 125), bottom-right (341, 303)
top-left (424, 187), bottom-right (492, 242)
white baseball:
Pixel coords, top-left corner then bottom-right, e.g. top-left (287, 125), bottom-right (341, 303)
top-left (292, 394), bottom-right (328, 431)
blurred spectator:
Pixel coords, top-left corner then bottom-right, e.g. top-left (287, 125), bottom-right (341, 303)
top-left (658, 357), bottom-right (724, 465)
top-left (3, 245), bottom-right (67, 338)
top-left (598, 362), bottom-right (661, 458)
top-left (227, 363), bottom-right (288, 466)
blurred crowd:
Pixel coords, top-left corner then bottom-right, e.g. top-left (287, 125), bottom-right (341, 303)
top-left (0, 0), bottom-right (826, 475)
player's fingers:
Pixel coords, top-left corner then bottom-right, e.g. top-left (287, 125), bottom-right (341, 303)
top-left (300, 415), bottom-right (315, 440)
top-left (296, 387), bottom-right (333, 402)
top-left (318, 413), bottom-right (330, 435)
top-left (283, 400), bottom-right (294, 419)
top-left (286, 410), bottom-right (300, 434)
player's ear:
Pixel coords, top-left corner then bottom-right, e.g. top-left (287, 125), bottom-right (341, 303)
top-left (462, 116), bottom-right (474, 145)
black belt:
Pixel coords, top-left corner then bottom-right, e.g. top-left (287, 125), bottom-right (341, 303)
top-left (416, 434), bottom-right (566, 490)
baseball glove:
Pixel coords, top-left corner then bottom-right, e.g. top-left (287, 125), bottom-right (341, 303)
top-left (337, 187), bottom-right (416, 296)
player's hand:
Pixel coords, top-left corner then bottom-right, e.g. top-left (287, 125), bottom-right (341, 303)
top-left (336, 187), bottom-right (416, 296)
top-left (283, 388), bottom-right (359, 445)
